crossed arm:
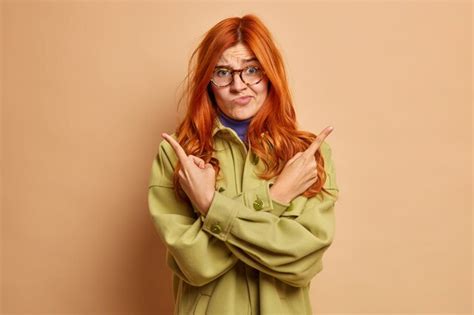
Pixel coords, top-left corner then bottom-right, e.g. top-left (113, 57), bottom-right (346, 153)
top-left (147, 139), bottom-right (339, 287)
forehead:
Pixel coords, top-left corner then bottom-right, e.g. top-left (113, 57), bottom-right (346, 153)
top-left (217, 43), bottom-right (258, 66)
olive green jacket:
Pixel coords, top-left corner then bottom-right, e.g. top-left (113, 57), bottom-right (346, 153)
top-left (147, 117), bottom-right (339, 315)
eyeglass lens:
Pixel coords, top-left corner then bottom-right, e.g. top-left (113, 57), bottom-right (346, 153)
top-left (212, 66), bottom-right (263, 86)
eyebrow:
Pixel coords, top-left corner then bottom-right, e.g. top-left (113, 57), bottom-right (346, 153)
top-left (216, 57), bottom-right (259, 68)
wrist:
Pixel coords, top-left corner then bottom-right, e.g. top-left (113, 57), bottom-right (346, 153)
top-left (200, 190), bottom-right (215, 216)
top-left (269, 185), bottom-right (291, 204)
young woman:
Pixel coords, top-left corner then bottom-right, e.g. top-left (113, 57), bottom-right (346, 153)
top-left (148, 14), bottom-right (340, 315)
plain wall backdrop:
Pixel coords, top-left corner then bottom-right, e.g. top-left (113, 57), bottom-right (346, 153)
top-left (1, 1), bottom-right (472, 314)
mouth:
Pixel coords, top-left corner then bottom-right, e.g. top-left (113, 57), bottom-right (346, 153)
top-left (233, 96), bottom-right (253, 105)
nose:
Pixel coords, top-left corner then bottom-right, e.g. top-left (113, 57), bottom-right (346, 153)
top-left (230, 72), bottom-right (247, 91)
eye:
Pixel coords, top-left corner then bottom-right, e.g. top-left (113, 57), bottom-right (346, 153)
top-left (215, 68), bottom-right (231, 77)
top-left (245, 66), bottom-right (260, 75)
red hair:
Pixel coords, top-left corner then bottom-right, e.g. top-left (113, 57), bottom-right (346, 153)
top-left (172, 14), bottom-right (336, 202)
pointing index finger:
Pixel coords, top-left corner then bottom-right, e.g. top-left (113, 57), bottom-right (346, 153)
top-left (303, 126), bottom-right (334, 157)
top-left (161, 133), bottom-right (189, 164)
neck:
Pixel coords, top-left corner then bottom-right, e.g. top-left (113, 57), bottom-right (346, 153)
top-left (216, 108), bottom-right (252, 143)
top-left (218, 109), bottom-right (253, 125)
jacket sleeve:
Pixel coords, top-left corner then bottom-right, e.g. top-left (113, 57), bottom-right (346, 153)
top-left (225, 179), bottom-right (291, 217)
top-left (147, 138), bottom-right (239, 287)
top-left (201, 141), bottom-right (339, 288)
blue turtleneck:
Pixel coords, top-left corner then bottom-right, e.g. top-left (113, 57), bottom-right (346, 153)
top-left (217, 108), bottom-right (252, 144)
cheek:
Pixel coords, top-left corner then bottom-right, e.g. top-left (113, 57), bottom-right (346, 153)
top-left (257, 82), bottom-right (269, 98)
top-left (211, 87), bottom-right (225, 102)
top-left (210, 86), bottom-right (218, 98)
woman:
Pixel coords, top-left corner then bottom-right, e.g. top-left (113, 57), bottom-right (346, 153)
top-left (148, 14), bottom-right (339, 315)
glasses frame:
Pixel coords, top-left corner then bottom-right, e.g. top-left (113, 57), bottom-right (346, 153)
top-left (210, 65), bottom-right (266, 88)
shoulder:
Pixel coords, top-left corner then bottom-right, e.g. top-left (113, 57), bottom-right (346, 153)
top-left (320, 140), bottom-right (331, 151)
top-left (158, 132), bottom-right (177, 151)
top-left (149, 133), bottom-right (179, 188)
top-left (157, 132), bottom-right (179, 162)
top-left (298, 128), bottom-right (332, 156)
top-left (319, 140), bottom-right (333, 158)
top-left (319, 140), bottom-right (339, 191)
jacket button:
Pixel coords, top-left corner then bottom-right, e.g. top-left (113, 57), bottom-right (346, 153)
top-left (253, 196), bottom-right (263, 210)
top-left (210, 224), bottom-right (222, 234)
top-left (218, 187), bottom-right (225, 192)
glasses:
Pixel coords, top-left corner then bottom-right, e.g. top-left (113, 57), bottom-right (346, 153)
top-left (210, 65), bottom-right (266, 87)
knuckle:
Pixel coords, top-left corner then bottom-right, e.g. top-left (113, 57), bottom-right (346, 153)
top-left (307, 168), bottom-right (317, 178)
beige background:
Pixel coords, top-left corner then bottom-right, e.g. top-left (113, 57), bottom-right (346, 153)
top-left (1, 0), bottom-right (472, 314)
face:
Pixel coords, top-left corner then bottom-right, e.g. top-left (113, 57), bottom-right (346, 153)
top-left (209, 42), bottom-right (269, 121)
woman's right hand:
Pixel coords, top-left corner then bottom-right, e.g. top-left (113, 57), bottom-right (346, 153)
top-left (161, 133), bottom-right (216, 215)
top-left (269, 126), bottom-right (334, 204)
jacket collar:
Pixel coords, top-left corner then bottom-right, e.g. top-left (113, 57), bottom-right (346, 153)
top-left (212, 115), bottom-right (268, 144)
top-left (211, 115), bottom-right (252, 150)
top-left (211, 115), bottom-right (267, 167)
top-left (212, 115), bottom-right (229, 137)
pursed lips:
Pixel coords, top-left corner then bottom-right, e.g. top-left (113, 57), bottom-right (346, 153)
top-left (233, 95), bottom-right (252, 101)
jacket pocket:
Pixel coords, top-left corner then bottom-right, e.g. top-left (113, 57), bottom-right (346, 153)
top-left (192, 293), bottom-right (210, 315)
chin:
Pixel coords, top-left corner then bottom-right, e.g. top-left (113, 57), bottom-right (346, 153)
top-left (235, 109), bottom-right (257, 120)
top-left (235, 114), bottom-right (253, 121)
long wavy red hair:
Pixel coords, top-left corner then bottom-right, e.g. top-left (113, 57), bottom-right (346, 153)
top-left (172, 14), bottom-right (336, 203)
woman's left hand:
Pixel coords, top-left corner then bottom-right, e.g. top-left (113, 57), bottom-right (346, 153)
top-left (161, 133), bottom-right (216, 215)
